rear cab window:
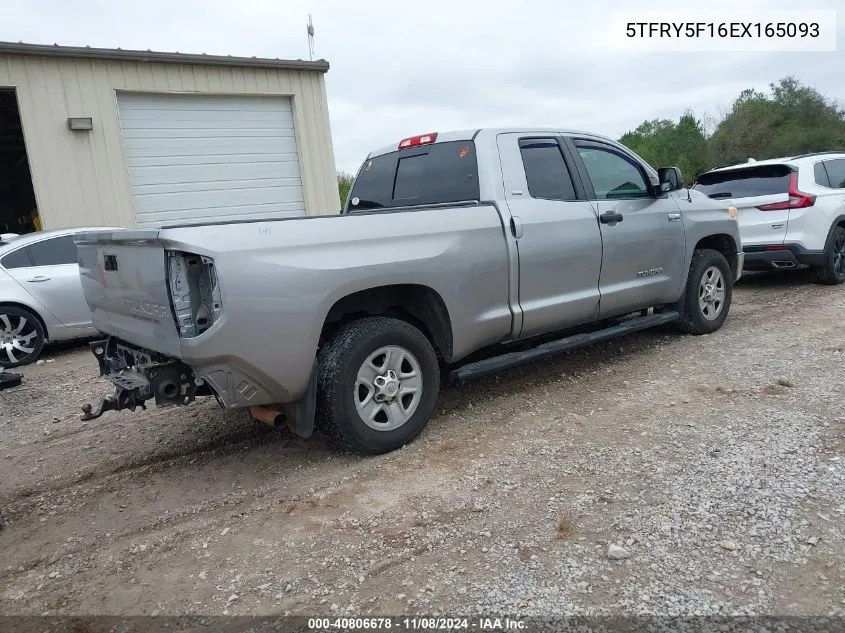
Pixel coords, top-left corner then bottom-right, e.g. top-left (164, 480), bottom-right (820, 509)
top-left (346, 140), bottom-right (480, 211)
top-left (694, 164), bottom-right (792, 199)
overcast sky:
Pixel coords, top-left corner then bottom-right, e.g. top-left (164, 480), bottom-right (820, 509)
top-left (3, 0), bottom-right (843, 173)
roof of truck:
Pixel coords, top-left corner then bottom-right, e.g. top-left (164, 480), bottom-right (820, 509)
top-left (366, 127), bottom-right (609, 160)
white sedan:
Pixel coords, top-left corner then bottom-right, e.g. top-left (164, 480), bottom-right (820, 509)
top-left (0, 227), bottom-right (115, 368)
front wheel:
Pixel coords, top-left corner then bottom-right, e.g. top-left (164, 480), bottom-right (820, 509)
top-left (676, 249), bottom-right (733, 335)
top-left (317, 317), bottom-right (441, 454)
top-left (813, 225), bottom-right (845, 285)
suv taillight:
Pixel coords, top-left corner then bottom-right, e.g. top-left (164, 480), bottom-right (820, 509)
top-left (756, 172), bottom-right (816, 211)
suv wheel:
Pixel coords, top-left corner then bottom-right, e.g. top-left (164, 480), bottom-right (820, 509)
top-left (0, 306), bottom-right (46, 368)
top-left (813, 225), bottom-right (845, 285)
top-left (317, 317), bottom-right (440, 454)
top-left (677, 249), bottom-right (733, 335)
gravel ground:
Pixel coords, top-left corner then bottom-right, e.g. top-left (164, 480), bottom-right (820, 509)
top-left (0, 268), bottom-right (843, 619)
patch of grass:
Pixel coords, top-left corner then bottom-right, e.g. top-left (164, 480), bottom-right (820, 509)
top-left (556, 513), bottom-right (576, 540)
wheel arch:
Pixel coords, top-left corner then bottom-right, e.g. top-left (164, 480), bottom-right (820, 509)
top-left (693, 233), bottom-right (739, 280)
top-left (319, 284), bottom-right (454, 362)
top-left (825, 214), bottom-right (845, 248)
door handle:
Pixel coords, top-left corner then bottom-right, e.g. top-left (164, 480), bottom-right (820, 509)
top-left (668, 213), bottom-right (682, 222)
top-left (27, 276), bottom-right (51, 283)
top-left (599, 211), bottom-right (624, 225)
top-left (510, 216), bottom-right (524, 239)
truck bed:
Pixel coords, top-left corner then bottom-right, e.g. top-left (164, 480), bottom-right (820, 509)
top-left (75, 204), bottom-right (514, 407)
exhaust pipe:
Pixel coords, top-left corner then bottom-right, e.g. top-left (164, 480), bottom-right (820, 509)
top-left (249, 405), bottom-right (287, 428)
top-left (771, 261), bottom-right (796, 269)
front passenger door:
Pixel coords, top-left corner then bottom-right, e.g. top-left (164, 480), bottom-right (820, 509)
top-left (570, 139), bottom-right (686, 319)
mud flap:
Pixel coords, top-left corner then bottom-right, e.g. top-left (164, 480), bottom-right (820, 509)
top-left (285, 360), bottom-right (318, 438)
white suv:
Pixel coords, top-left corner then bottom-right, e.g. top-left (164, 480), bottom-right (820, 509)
top-left (694, 152), bottom-right (845, 284)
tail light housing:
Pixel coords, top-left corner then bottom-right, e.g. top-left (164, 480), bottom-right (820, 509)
top-left (167, 251), bottom-right (222, 338)
top-left (756, 173), bottom-right (816, 211)
top-left (398, 133), bottom-right (437, 149)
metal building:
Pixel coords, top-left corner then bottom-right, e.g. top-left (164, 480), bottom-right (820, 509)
top-left (0, 42), bottom-right (338, 234)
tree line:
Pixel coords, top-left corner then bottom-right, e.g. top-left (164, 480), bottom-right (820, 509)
top-left (619, 77), bottom-right (845, 184)
top-left (335, 76), bottom-right (845, 202)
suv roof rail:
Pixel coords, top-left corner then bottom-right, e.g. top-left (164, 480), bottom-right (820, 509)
top-left (787, 150), bottom-right (845, 160)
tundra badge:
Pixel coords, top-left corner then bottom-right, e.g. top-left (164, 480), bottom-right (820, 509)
top-left (637, 267), bottom-right (664, 278)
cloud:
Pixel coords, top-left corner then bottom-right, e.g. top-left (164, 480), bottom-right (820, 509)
top-left (2, 0), bottom-right (843, 172)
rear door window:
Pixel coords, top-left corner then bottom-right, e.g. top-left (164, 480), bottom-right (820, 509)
top-left (347, 140), bottom-right (480, 211)
top-left (814, 162), bottom-right (831, 187)
top-left (27, 235), bottom-right (79, 266)
top-left (518, 138), bottom-right (577, 201)
top-left (823, 159), bottom-right (845, 189)
top-left (694, 165), bottom-right (792, 199)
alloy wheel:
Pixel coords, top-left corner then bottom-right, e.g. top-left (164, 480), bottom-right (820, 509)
top-left (0, 312), bottom-right (39, 365)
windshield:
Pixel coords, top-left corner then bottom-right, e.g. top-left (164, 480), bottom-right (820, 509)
top-left (346, 140), bottom-right (480, 211)
top-left (694, 164), bottom-right (793, 199)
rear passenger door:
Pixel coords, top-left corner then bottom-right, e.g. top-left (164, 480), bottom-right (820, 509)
top-left (497, 133), bottom-right (603, 338)
top-left (568, 138), bottom-right (686, 318)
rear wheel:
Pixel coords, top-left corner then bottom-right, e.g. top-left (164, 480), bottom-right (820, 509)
top-left (813, 225), bottom-right (845, 285)
top-left (317, 317), bottom-right (440, 454)
top-left (0, 306), bottom-right (46, 368)
top-left (676, 249), bottom-right (733, 335)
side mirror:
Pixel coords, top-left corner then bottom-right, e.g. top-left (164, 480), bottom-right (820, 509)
top-left (657, 166), bottom-right (683, 193)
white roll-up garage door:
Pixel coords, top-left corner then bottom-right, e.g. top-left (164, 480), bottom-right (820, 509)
top-left (117, 93), bottom-right (305, 227)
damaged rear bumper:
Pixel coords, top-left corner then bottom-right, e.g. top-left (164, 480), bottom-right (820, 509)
top-left (80, 338), bottom-right (206, 420)
top-left (80, 337), bottom-right (317, 438)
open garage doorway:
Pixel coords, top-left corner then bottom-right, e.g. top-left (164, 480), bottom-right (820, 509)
top-left (0, 88), bottom-right (39, 237)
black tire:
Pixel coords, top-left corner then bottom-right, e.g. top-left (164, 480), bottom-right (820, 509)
top-left (0, 305), bottom-right (46, 368)
top-left (676, 249), bottom-right (733, 335)
top-left (813, 225), bottom-right (845, 285)
top-left (317, 317), bottom-right (440, 454)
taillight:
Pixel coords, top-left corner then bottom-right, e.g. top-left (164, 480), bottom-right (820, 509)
top-left (398, 133), bottom-right (437, 149)
top-left (756, 173), bottom-right (816, 211)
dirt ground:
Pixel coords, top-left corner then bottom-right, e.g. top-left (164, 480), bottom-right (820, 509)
top-left (1, 269), bottom-right (843, 617)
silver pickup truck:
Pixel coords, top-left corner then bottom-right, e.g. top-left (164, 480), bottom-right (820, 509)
top-left (76, 128), bottom-right (743, 454)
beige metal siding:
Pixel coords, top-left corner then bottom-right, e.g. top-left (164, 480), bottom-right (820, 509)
top-left (0, 55), bottom-right (338, 230)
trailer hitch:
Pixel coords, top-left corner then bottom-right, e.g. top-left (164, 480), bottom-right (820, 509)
top-left (80, 388), bottom-right (147, 421)
top-left (79, 338), bottom-right (203, 421)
